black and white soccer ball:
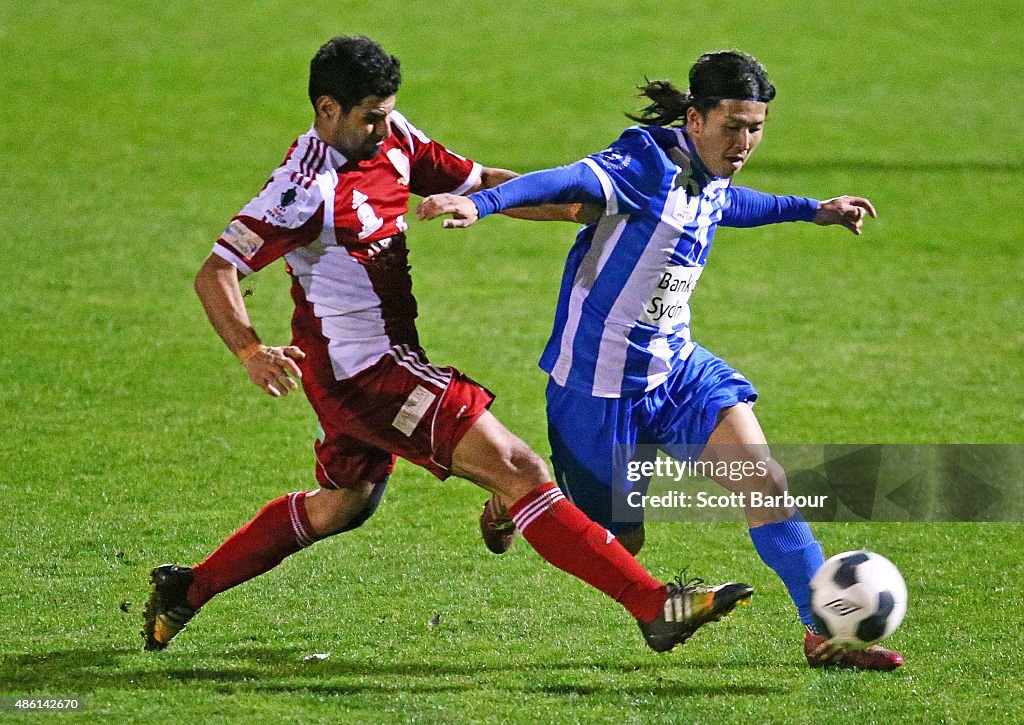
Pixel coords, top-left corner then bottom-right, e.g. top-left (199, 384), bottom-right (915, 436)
top-left (809, 550), bottom-right (907, 647)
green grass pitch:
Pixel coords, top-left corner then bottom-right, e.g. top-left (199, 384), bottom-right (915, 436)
top-left (1, 1), bottom-right (1022, 722)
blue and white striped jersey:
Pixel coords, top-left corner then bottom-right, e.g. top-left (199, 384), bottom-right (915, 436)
top-left (539, 125), bottom-right (813, 397)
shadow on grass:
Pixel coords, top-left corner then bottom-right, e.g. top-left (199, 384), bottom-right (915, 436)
top-left (0, 645), bottom-right (785, 699)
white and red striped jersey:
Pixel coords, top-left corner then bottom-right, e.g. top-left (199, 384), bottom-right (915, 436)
top-left (212, 111), bottom-right (482, 380)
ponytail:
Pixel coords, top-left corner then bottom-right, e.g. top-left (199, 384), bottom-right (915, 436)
top-left (626, 78), bottom-right (717, 127)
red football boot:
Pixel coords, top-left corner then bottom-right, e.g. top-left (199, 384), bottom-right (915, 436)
top-left (479, 495), bottom-right (516, 554)
top-left (805, 630), bottom-right (905, 670)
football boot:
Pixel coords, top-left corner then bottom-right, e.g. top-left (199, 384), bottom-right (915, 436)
top-left (479, 495), bottom-right (517, 554)
top-left (638, 574), bottom-right (754, 652)
top-left (804, 630), bottom-right (905, 670)
top-left (143, 564), bottom-right (196, 651)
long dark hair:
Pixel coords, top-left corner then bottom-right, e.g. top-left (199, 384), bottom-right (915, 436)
top-left (627, 50), bottom-right (775, 127)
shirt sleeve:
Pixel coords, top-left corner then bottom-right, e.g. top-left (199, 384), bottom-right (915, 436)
top-left (391, 111), bottom-right (482, 197)
top-left (467, 162), bottom-right (604, 219)
top-left (579, 127), bottom-right (668, 216)
top-left (720, 185), bottom-right (820, 227)
top-left (212, 171), bottom-right (324, 276)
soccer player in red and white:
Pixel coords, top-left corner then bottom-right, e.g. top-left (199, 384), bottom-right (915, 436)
top-left (143, 35), bottom-right (753, 654)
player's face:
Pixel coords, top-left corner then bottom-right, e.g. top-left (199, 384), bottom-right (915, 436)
top-left (319, 94), bottom-right (396, 161)
top-left (686, 99), bottom-right (767, 178)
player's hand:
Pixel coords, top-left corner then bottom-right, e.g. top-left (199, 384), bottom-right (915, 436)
top-left (241, 344), bottom-right (305, 397)
top-left (813, 196), bottom-right (877, 235)
top-left (416, 194), bottom-right (479, 228)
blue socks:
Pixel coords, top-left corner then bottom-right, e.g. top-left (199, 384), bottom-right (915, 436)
top-left (749, 511), bottom-right (825, 628)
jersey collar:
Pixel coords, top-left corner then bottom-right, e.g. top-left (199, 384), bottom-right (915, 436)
top-left (649, 127), bottom-right (716, 196)
top-left (308, 126), bottom-right (350, 169)
top-left (676, 128), bottom-right (717, 191)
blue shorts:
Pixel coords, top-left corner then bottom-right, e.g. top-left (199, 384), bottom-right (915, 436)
top-left (547, 344), bottom-right (757, 535)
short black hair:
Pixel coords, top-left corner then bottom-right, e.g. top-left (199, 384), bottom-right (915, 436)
top-left (627, 50), bottom-right (775, 127)
top-left (308, 36), bottom-right (401, 111)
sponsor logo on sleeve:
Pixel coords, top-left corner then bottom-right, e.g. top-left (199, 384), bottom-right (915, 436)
top-left (220, 219), bottom-right (266, 259)
top-left (599, 149), bottom-right (633, 170)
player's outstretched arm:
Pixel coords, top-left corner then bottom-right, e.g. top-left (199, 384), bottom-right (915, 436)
top-left (416, 193), bottom-right (599, 227)
top-left (194, 254), bottom-right (305, 397)
top-left (477, 167), bottom-right (601, 224)
top-left (419, 163), bottom-right (606, 229)
top-left (813, 195), bottom-right (878, 235)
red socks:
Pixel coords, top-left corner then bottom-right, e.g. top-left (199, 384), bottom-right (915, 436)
top-left (187, 492), bottom-right (319, 610)
top-left (186, 484), bottom-right (668, 623)
top-left (508, 483), bottom-right (667, 622)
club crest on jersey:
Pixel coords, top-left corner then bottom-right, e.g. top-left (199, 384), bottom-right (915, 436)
top-left (265, 186), bottom-right (301, 225)
top-left (386, 148), bottom-right (411, 186)
top-left (353, 189), bottom-right (384, 240)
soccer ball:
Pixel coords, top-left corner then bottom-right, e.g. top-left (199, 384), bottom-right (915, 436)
top-left (809, 550), bottom-right (907, 647)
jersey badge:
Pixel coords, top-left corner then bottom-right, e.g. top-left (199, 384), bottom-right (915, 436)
top-left (386, 149), bottom-right (411, 186)
top-left (265, 186), bottom-right (301, 225)
top-left (670, 191), bottom-right (701, 224)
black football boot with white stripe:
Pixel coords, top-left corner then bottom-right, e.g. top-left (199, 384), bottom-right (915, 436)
top-left (143, 564), bottom-right (196, 651)
top-left (638, 575), bottom-right (754, 653)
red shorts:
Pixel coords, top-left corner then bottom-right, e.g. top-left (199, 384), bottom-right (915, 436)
top-left (298, 341), bottom-right (494, 488)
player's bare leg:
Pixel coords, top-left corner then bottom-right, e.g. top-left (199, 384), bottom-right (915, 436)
top-left (451, 411), bottom-right (548, 502)
top-left (453, 411), bottom-right (753, 652)
top-left (461, 413), bottom-right (543, 555)
top-left (699, 402), bottom-right (792, 526)
top-left (304, 484), bottom-right (380, 536)
top-left (701, 402), bottom-right (902, 670)
top-left (144, 483), bottom-right (383, 651)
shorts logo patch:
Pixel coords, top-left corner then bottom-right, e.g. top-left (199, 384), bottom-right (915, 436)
top-left (392, 385), bottom-right (436, 437)
top-left (220, 219), bottom-right (265, 259)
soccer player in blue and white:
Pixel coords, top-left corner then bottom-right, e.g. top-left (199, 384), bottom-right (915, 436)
top-left (418, 51), bottom-right (903, 670)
